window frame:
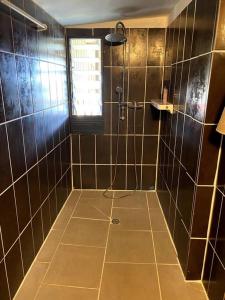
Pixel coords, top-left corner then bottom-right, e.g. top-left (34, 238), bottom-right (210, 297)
top-left (66, 32), bottom-right (104, 134)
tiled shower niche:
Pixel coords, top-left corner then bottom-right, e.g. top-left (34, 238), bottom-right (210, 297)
top-left (0, 0), bottom-right (71, 299)
top-left (69, 28), bottom-right (165, 190)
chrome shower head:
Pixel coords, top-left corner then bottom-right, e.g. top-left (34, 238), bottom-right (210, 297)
top-left (105, 21), bottom-right (127, 46)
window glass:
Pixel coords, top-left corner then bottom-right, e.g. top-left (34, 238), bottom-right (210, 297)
top-left (70, 38), bottom-right (102, 116)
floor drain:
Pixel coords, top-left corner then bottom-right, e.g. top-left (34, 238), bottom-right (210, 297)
top-left (111, 218), bottom-right (120, 225)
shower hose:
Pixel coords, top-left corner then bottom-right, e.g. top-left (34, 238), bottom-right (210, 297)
top-left (103, 102), bottom-right (139, 200)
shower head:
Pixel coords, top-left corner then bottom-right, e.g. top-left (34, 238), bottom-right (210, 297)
top-left (105, 21), bottom-right (127, 46)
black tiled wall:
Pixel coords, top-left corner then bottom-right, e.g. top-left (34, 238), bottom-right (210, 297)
top-left (157, 0), bottom-right (225, 287)
top-left (203, 1), bottom-right (225, 298)
top-left (0, 0), bottom-right (71, 299)
top-left (69, 28), bottom-right (165, 190)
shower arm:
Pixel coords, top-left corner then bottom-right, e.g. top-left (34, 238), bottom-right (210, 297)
top-left (115, 21), bottom-right (126, 35)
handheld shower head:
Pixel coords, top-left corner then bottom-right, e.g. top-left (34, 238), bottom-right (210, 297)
top-left (116, 86), bottom-right (123, 102)
top-left (105, 21), bottom-right (127, 46)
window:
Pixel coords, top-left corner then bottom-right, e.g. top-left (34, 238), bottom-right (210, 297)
top-left (70, 38), bottom-right (102, 116)
top-left (69, 38), bottom-right (104, 133)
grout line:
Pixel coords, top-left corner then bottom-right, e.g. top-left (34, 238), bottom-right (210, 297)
top-left (112, 206), bottom-right (146, 209)
top-left (95, 135), bottom-right (97, 189)
top-left (103, 65), bottom-right (170, 68)
top-left (155, 111), bottom-right (161, 190)
top-left (0, 135), bottom-right (70, 197)
top-left (71, 163), bottom-right (157, 166)
top-left (146, 192), bottom-right (163, 300)
top-left (0, 167), bottom-right (71, 262)
top-left (155, 191), bottom-right (178, 255)
top-left (70, 134), bottom-right (73, 192)
top-left (0, 101), bottom-right (68, 128)
top-left (79, 135), bottom-right (83, 189)
top-left (104, 261), bottom-right (180, 266)
top-left (5, 117), bottom-right (26, 281)
top-left (60, 243), bottom-right (105, 249)
top-left (32, 190), bottom-right (82, 300)
top-left (71, 216), bottom-right (109, 222)
top-left (174, 108), bottom-right (217, 126)
top-left (160, 137), bottom-right (215, 188)
top-left (70, 130), bottom-right (159, 135)
top-left (44, 283), bottom-right (98, 289)
top-left (208, 241), bottom-right (225, 271)
top-left (0, 49), bottom-right (67, 68)
top-left (171, 50), bottom-right (213, 66)
top-left (201, 136), bottom-right (223, 280)
top-left (97, 193), bottom-right (114, 299)
top-left (0, 227), bottom-right (11, 299)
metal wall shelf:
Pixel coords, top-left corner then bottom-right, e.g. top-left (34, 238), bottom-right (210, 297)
top-left (150, 99), bottom-right (174, 114)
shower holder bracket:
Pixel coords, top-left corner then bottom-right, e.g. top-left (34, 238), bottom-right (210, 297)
top-left (150, 99), bottom-right (174, 114)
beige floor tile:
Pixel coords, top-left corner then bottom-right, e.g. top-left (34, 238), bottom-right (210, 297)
top-left (36, 284), bottom-right (98, 300)
top-left (70, 190), bottom-right (81, 198)
top-left (153, 231), bottom-right (178, 264)
top-left (73, 197), bottom-right (112, 220)
top-left (14, 262), bottom-right (49, 300)
top-left (113, 191), bottom-right (147, 209)
top-left (53, 193), bottom-right (79, 230)
top-left (81, 190), bottom-right (113, 199)
top-left (62, 218), bottom-right (109, 247)
top-left (99, 263), bottom-right (160, 300)
top-left (158, 265), bottom-right (207, 300)
top-left (149, 209), bottom-right (167, 231)
top-left (147, 192), bottom-right (161, 209)
top-left (44, 244), bottom-right (104, 288)
top-left (106, 230), bottom-right (154, 263)
top-left (111, 208), bottom-right (150, 231)
top-left (37, 230), bottom-right (63, 263)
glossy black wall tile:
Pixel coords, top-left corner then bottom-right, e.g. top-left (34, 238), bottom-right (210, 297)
top-left (186, 54), bottom-right (211, 122)
top-left (14, 174), bottom-right (31, 232)
top-left (206, 53), bottom-right (225, 123)
top-left (97, 165), bottom-right (111, 189)
top-left (0, 125), bottom-right (12, 193)
top-left (191, 0), bottom-right (218, 57)
top-left (197, 125), bottom-right (220, 185)
top-left (129, 29), bottom-right (147, 66)
top-left (0, 53), bottom-right (21, 121)
top-left (0, 187), bottom-right (19, 253)
top-left (181, 116), bottom-right (202, 181)
top-left (20, 223), bottom-right (35, 273)
top-left (81, 165), bottom-right (96, 189)
top-left (0, 1), bottom-right (71, 298)
top-left (5, 241), bottom-right (24, 298)
top-left (176, 167), bottom-right (195, 231)
top-left (204, 244), bottom-right (225, 300)
top-left (96, 135), bottom-right (111, 164)
top-left (71, 27), bottom-right (165, 190)
top-left (173, 214), bottom-right (190, 273)
top-left (157, 0), bottom-right (224, 286)
top-left (183, 0), bottom-right (195, 60)
top-left (7, 119), bottom-right (26, 180)
top-left (191, 186), bottom-right (213, 237)
top-left (147, 29), bottom-right (165, 66)
top-left (186, 239), bottom-right (206, 279)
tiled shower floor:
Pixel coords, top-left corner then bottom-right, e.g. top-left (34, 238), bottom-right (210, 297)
top-left (14, 190), bottom-right (207, 300)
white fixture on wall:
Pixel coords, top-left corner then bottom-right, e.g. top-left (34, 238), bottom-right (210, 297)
top-left (0, 0), bottom-right (47, 30)
top-left (216, 108), bottom-right (225, 135)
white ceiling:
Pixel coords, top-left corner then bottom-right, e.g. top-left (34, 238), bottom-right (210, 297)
top-left (34, 0), bottom-right (181, 26)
